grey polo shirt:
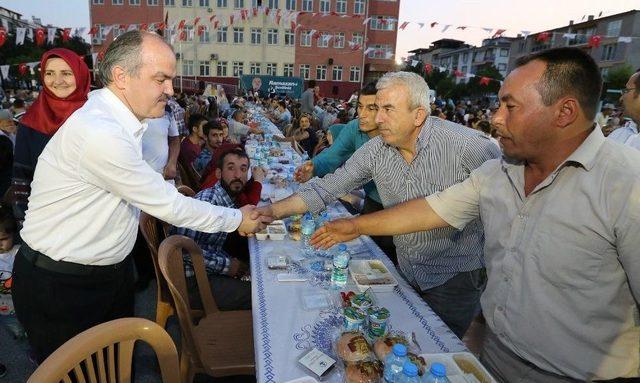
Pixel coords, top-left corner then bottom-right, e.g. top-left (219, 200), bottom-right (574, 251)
top-left (426, 127), bottom-right (640, 380)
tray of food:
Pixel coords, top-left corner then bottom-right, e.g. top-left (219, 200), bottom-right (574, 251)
top-left (267, 220), bottom-right (288, 240)
top-left (348, 260), bottom-right (398, 292)
top-left (417, 352), bottom-right (497, 383)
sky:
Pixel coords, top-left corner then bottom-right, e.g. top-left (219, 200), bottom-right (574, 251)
top-left (1, 0), bottom-right (638, 61)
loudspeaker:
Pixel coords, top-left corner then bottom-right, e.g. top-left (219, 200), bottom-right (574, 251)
top-left (328, 58), bottom-right (334, 65)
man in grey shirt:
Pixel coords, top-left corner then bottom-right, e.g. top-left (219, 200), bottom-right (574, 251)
top-left (312, 48), bottom-right (640, 382)
top-left (300, 80), bottom-right (316, 114)
top-left (259, 72), bottom-right (500, 338)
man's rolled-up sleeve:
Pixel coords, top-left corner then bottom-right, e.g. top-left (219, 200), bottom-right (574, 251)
top-left (425, 168), bottom-right (483, 230)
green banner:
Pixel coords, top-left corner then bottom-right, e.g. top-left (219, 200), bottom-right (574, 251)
top-left (240, 75), bottom-right (304, 98)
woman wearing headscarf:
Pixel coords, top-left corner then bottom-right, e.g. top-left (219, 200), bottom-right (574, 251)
top-left (11, 48), bottom-right (90, 227)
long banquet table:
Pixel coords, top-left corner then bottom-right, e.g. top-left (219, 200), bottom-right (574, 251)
top-left (247, 107), bottom-right (467, 383)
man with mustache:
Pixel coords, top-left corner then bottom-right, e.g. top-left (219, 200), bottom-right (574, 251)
top-left (172, 147), bottom-right (255, 310)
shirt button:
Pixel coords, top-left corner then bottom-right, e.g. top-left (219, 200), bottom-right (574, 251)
top-left (497, 306), bottom-right (504, 312)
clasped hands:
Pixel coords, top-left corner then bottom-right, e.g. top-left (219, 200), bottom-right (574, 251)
top-left (237, 205), bottom-right (273, 236)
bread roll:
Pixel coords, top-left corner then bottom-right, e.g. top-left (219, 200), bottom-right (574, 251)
top-left (345, 361), bottom-right (382, 383)
top-left (337, 332), bottom-right (371, 363)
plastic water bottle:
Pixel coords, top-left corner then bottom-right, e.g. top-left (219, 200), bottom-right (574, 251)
top-left (396, 361), bottom-right (421, 383)
top-left (383, 344), bottom-right (408, 382)
top-left (330, 244), bottom-right (350, 289)
top-left (315, 211), bottom-right (330, 256)
top-left (422, 363), bottom-right (451, 383)
top-left (300, 213), bottom-right (316, 257)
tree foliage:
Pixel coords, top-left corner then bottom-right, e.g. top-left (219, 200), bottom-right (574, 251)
top-left (605, 65), bottom-right (634, 91)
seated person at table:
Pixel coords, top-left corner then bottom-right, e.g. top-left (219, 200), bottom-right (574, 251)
top-left (275, 114), bottom-right (318, 157)
top-left (179, 113), bottom-right (207, 168)
top-left (269, 100), bottom-right (292, 131)
top-left (228, 109), bottom-right (262, 143)
top-left (171, 148), bottom-right (255, 310)
top-left (193, 120), bottom-right (224, 174)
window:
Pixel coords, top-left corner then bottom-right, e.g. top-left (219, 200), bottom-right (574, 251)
top-left (184, 25), bottom-right (194, 41)
top-left (94, 24), bottom-right (104, 41)
top-left (267, 28), bottom-right (278, 45)
top-left (217, 61), bottom-right (228, 76)
top-left (199, 61), bottom-right (210, 76)
top-left (199, 26), bottom-right (210, 42)
top-left (601, 43), bottom-right (617, 61)
top-left (600, 67), bottom-right (609, 78)
top-left (147, 0), bottom-right (159, 5)
top-left (319, 0), bottom-right (330, 13)
top-left (318, 32), bottom-right (329, 48)
top-left (299, 64), bottom-right (310, 79)
top-left (334, 32), bottom-right (345, 48)
top-left (367, 44), bottom-right (392, 59)
top-left (497, 63), bottom-right (507, 71)
top-left (112, 0), bottom-right (123, 5)
top-left (217, 27), bottom-right (228, 42)
top-left (500, 48), bottom-right (509, 57)
top-left (336, 0), bottom-right (346, 13)
top-left (251, 0), bottom-right (259, 6)
top-left (233, 61), bottom-right (244, 77)
top-left (164, 0), bottom-right (175, 5)
top-left (216, 0), bottom-right (227, 6)
top-left (200, 0), bottom-right (210, 5)
top-left (183, 60), bottom-right (194, 76)
top-left (250, 62), bottom-right (261, 74)
top-left (354, 0), bottom-right (364, 14)
top-left (607, 20), bottom-right (622, 37)
top-left (234, 0), bottom-right (244, 7)
top-left (113, 26), bottom-right (125, 38)
top-left (351, 32), bottom-right (363, 46)
top-left (316, 65), bottom-right (327, 80)
top-left (129, 0), bottom-right (141, 5)
top-left (302, 0), bottom-right (313, 12)
top-left (300, 30), bottom-right (312, 47)
top-left (285, 0), bottom-right (295, 10)
top-left (268, 0), bottom-right (278, 8)
top-left (182, 0), bottom-right (193, 5)
top-left (284, 29), bottom-right (295, 46)
top-left (349, 66), bottom-right (361, 82)
top-left (266, 63), bottom-right (277, 75)
top-left (283, 63), bottom-right (294, 77)
top-left (92, 0), bottom-right (104, 4)
top-left (332, 65), bottom-right (342, 81)
top-left (251, 28), bottom-right (262, 44)
top-left (233, 27), bottom-right (244, 43)
top-left (370, 16), bottom-right (396, 31)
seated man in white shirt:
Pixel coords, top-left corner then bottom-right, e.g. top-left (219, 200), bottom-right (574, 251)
top-left (141, 105), bottom-right (180, 183)
top-left (11, 30), bottom-right (271, 363)
top-left (228, 108), bottom-right (262, 142)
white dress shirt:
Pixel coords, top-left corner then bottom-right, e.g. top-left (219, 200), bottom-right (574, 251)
top-left (21, 88), bottom-right (242, 265)
top-left (142, 111), bottom-right (179, 174)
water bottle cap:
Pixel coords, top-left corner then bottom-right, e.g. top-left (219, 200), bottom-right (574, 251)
top-left (430, 362), bottom-right (447, 377)
top-left (304, 212), bottom-right (312, 219)
top-left (391, 343), bottom-right (407, 357)
top-left (321, 211), bottom-right (328, 217)
top-left (338, 244), bottom-right (347, 251)
top-left (402, 361), bottom-right (418, 377)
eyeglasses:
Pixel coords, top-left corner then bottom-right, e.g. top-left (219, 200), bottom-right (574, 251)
top-left (621, 87), bottom-right (637, 95)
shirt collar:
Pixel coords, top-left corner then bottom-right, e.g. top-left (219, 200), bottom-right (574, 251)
top-left (91, 88), bottom-right (147, 138)
top-left (213, 181), bottom-right (236, 207)
top-left (415, 117), bottom-right (435, 152)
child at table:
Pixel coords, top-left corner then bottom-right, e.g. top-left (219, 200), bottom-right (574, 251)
top-left (0, 204), bottom-right (25, 339)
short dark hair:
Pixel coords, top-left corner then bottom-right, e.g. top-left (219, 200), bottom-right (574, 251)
top-left (187, 113), bottom-right (208, 134)
top-left (515, 47), bottom-right (602, 120)
top-left (202, 120), bottom-right (222, 136)
top-left (278, 100), bottom-right (287, 109)
top-left (12, 98), bottom-right (24, 109)
top-left (216, 147), bottom-right (249, 170)
top-left (360, 80), bottom-right (378, 96)
top-left (0, 204), bottom-right (16, 235)
top-left (308, 80), bottom-right (317, 88)
top-left (477, 120), bottom-right (491, 134)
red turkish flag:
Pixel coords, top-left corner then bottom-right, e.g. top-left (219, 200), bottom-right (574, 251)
top-left (18, 63), bottom-right (28, 76)
top-left (119, 24), bottom-right (128, 30)
top-left (0, 28), bottom-right (6, 48)
top-left (229, 14), bottom-right (234, 25)
top-left (209, 14), bottom-right (216, 22)
top-left (140, 23), bottom-right (148, 31)
top-left (454, 69), bottom-right (464, 78)
top-left (98, 49), bottom-right (106, 61)
top-left (536, 31), bottom-right (551, 42)
top-left (35, 28), bottom-right (46, 46)
top-left (89, 26), bottom-right (98, 36)
top-left (193, 17), bottom-right (201, 26)
top-left (179, 30), bottom-right (187, 41)
top-left (253, 7), bottom-right (258, 17)
top-left (290, 21), bottom-right (296, 30)
top-left (399, 21), bottom-right (409, 30)
top-left (275, 14), bottom-right (282, 25)
top-left (156, 22), bottom-right (166, 30)
top-left (424, 63), bottom-right (433, 74)
top-left (479, 77), bottom-right (490, 86)
top-left (264, 7), bottom-right (270, 16)
top-left (213, 20), bottom-right (220, 29)
top-left (588, 35), bottom-right (602, 48)
top-left (197, 25), bottom-right (205, 36)
top-left (178, 19), bottom-right (186, 29)
top-left (492, 29), bottom-right (506, 38)
top-left (312, 30), bottom-right (321, 40)
top-left (62, 28), bottom-right (71, 42)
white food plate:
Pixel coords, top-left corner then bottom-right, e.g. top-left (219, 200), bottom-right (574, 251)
top-left (348, 259), bottom-right (398, 292)
top-left (418, 352), bottom-right (497, 383)
top-left (267, 220), bottom-right (288, 240)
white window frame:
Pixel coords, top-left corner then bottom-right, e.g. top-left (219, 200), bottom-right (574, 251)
top-left (233, 0), bottom-right (244, 8)
top-left (302, 0), bottom-right (313, 12)
top-left (233, 61), bottom-right (244, 77)
top-left (332, 65), bottom-right (343, 81)
top-left (319, 0), bottom-right (330, 13)
top-left (129, 0), bottom-right (141, 5)
top-left (285, 0), bottom-right (295, 10)
top-left (284, 29), bottom-right (295, 46)
top-left (268, 0), bottom-right (279, 9)
top-left (351, 32), bottom-right (363, 46)
top-left (147, 0), bottom-right (159, 5)
top-left (217, 27), bottom-right (228, 43)
top-left (183, 60), bottom-right (194, 76)
top-left (300, 30), bottom-right (312, 47)
top-left (607, 19), bottom-right (622, 37)
top-left (370, 16), bottom-right (396, 31)
top-left (267, 28), bottom-right (278, 45)
top-left (317, 32), bottom-right (330, 48)
top-left (266, 63), bottom-right (277, 76)
top-left (233, 27), bottom-right (244, 44)
top-left (316, 64), bottom-right (327, 80)
top-left (349, 66), bottom-right (361, 82)
top-left (300, 64), bottom-right (310, 80)
top-left (250, 62), bottom-right (261, 75)
top-left (354, 0), bottom-right (364, 15)
top-left (283, 63), bottom-right (294, 77)
top-left (92, 0), bottom-right (104, 4)
top-left (164, 0), bottom-right (175, 5)
top-left (217, 61), bottom-right (228, 76)
top-left (182, 0), bottom-right (193, 5)
top-left (216, 0), bottom-right (227, 7)
top-left (333, 32), bottom-right (344, 48)
top-left (251, 28), bottom-right (262, 44)
top-left (112, 0), bottom-right (123, 5)
top-left (336, 0), bottom-right (346, 13)
top-left (184, 25), bottom-right (194, 41)
top-left (200, 0), bottom-right (210, 5)
top-left (199, 60), bottom-right (210, 76)
top-left (199, 26), bottom-right (210, 43)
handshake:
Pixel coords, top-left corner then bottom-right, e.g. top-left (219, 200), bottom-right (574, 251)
top-left (237, 205), bottom-right (275, 236)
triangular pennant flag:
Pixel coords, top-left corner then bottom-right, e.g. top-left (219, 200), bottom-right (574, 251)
top-left (26, 61), bottom-right (39, 72)
top-left (430, 22), bottom-right (438, 28)
top-left (618, 36), bottom-right (632, 43)
top-left (492, 29), bottom-right (506, 38)
top-left (457, 26), bottom-right (467, 30)
top-left (156, 22), bottom-right (166, 30)
top-left (364, 47), bottom-right (374, 55)
top-left (418, 23), bottom-right (425, 29)
top-left (265, 7), bottom-right (270, 16)
top-left (399, 21), bottom-right (409, 30)
top-left (479, 77), bottom-right (490, 86)
top-left (521, 30), bottom-right (531, 38)
top-left (411, 60), bottom-right (419, 67)
top-left (92, 52), bottom-right (98, 66)
top-left (197, 25), bottom-right (205, 36)
top-left (102, 25), bottom-right (114, 36)
top-left (140, 23), bottom-right (148, 31)
top-left (18, 63), bottom-right (28, 76)
top-left (441, 24), bottom-right (451, 33)
top-left (0, 65), bottom-right (9, 79)
top-left (562, 33), bottom-right (576, 39)
top-left (127, 24), bottom-right (137, 32)
top-left (26, 27), bottom-right (33, 41)
top-left (424, 63), bottom-right (433, 74)
top-left (0, 28), bottom-right (6, 48)
top-left (588, 35), bottom-right (602, 48)
top-left (290, 21), bottom-right (296, 30)
top-left (363, 17), bottom-right (371, 25)
top-left (178, 19), bottom-right (186, 29)
top-left (16, 27), bottom-right (26, 45)
top-left (62, 28), bottom-right (71, 42)
top-left (119, 24), bottom-right (128, 30)
top-left (252, 7), bottom-right (258, 17)
top-left (482, 27), bottom-right (493, 33)
top-left (88, 26), bottom-right (98, 36)
top-left (47, 27), bottom-right (57, 44)
top-left (193, 17), bottom-right (201, 26)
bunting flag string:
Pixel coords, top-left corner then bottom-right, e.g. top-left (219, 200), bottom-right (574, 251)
top-left (408, 59), bottom-right (504, 86)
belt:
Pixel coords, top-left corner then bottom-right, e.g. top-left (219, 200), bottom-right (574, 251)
top-left (20, 244), bottom-right (129, 277)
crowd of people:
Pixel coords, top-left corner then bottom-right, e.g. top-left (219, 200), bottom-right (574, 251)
top-left (0, 29), bottom-right (638, 382)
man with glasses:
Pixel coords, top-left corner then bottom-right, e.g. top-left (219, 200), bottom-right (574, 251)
top-left (612, 70), bottom-right (640, 149)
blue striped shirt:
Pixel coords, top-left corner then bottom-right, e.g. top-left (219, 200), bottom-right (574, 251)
top-left (171, 182), bottom-right (234, 276)
top-left (298, 117), bottom-right (501, 290)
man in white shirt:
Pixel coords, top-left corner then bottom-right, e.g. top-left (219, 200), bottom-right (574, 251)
top-left (228, 109), bottom-right (262, 142)
top-left (617, 70), bottom-right (640, 150)
top-left (12, 31), bottom-right (271, 362)
top-left (141, 107), bottom-right (180, 182)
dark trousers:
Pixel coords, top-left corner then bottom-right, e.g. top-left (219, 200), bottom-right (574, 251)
top-left (187, 274), bottom-right (251, 311)
top-left (12, 244), bottom-right (135, 363)
top-left (361, 197), bottom-right (398, 265)
top-left (419, 268), bottom-right (486, 339)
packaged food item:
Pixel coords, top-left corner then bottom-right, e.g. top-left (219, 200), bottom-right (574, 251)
top-left (255, 228), bottom-right (268, 241)
top-left (267, 255), bottom-right (290, 270)
top-left (297, 347), bottom-right (336, 379)
top-left (343, 307), bottom-right (366, 332)
top-left (366, 307), bottom-right (390, 338)
top-left (350, 292), bottom-right (373, 311)
top-left (336, 332), bottom-right (372, 363)
top-left (373, 331), bottom-right (410, 361)
top-left (267, 220), bottom-right (288, 240)
top-left (407, 353), bottom-right (426, 376)
top-left (344, 360), bottom-right (383, 383)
